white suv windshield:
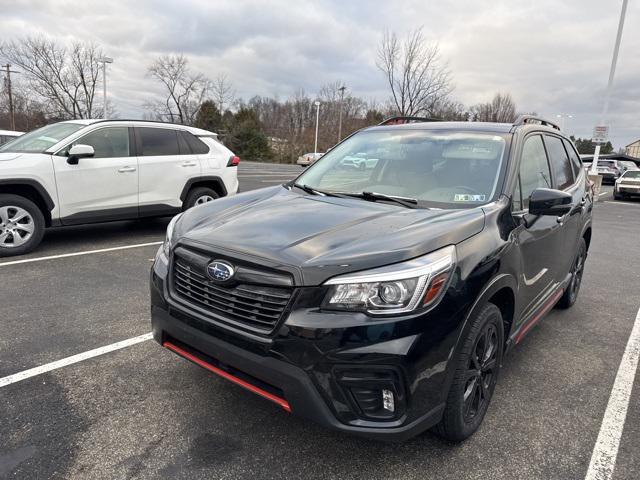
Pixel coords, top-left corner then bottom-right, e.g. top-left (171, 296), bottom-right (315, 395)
top-left (622, 171), bottom-right (640, 179)
top-left (296, 130), bottom-right (508, 208)
top-left (0, 123), bottom-right (85, 153)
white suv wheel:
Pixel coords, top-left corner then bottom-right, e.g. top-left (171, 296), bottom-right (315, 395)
top-left (0, 206), bottom-right (35, 248)
top-left (195, 195), bottom-right (215, 205)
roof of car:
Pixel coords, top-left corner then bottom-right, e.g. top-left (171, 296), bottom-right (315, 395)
top-left (60, 119), bottom-right (217, 136)
top-left (365, 115), bottom-right (565, 136)
top-left (364, 121), bottom-right (515, 133)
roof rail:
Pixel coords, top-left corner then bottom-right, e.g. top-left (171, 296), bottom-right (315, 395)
top-left (513, 115), bottom-right (561, 131)
top-left (378, 116), bottom-right (440, 126)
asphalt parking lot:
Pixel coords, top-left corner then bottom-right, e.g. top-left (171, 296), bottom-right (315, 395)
top-left (1, 162), bottom-right (639, 480)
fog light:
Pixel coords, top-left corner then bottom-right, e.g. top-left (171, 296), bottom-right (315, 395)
top-left (382, 389), bottom-right (395, 412)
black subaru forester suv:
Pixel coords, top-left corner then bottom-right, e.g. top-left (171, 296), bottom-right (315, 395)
top-left (150, 115), bottom-right (592, 442)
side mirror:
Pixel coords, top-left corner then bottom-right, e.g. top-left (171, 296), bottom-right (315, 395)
top-left (67, 144), bottom-right (95, 165)
top-left (528, 188), bottom-right (573, 216)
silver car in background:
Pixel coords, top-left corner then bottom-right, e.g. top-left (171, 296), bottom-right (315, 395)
top-left (0, 129), bottom-right (23, 145)
top-left (614, 170), bottom-right (640, 200)
top-left (296, 152), bottom-right (324, 167)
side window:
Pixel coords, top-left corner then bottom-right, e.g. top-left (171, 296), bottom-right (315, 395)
top-left (138, 127), bottom-right (180, 156)
top-left (183, 131), bottom-right (210, 154)
top-left (519, 135), bottom-right (552, 210)
top-left (545, 135), bottom-right (574, 190)
top-left (73, 127), bottom-right (130, 159)
top-left (177, 131), bottom-right (192, 155)
top-left (562, 139), bottom-right (583, 177)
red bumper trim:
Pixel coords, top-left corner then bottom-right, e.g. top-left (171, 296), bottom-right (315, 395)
top-left (515, 288), bottom-right (564, 344)
top-left (163, 340), bottom-right (292, 413)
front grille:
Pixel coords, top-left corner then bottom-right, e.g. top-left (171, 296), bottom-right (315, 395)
top-left (171, 253), bottom-right (293, 334)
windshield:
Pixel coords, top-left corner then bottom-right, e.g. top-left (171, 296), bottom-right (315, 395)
top-left (0, 123), bottom-right (86, 153)
top-left (622, 171), bottom-right (640, 179)
top-left (295, 129), bottom-right (508, 208)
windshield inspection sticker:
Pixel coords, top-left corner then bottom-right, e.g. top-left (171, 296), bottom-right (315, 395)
top-left (454, 193), bottom-right (486, 202)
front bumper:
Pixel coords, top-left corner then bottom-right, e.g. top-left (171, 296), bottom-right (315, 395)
top-left (617, 185), bottom-right (640, 195)
top-left (150, 251), bottom-right (460, 441)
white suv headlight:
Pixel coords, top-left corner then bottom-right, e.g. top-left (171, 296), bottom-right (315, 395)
top-left (162, 213), bottom-right (183, 257)
top-left (322, 246), bottom-right (456, 315)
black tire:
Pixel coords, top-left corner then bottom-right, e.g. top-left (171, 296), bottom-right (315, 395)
top-left (436, 303), bottom-right (504, 442)
top-left (613, 192), bottom-right (621, 200)
top-left (556, 237), bottom-right (587, 309)
top-left (183, 187), bottom-right (219, 210)
top-left (0, 194), bottom-right (46, 257)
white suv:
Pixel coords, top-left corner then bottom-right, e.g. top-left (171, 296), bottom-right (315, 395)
top-left (0, 119), bottom-right (239, 256)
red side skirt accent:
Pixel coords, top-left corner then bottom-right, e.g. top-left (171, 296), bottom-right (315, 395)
top-left (163, 340), bottom-right (292, 413)
top-left (515, 288), bottom-right (564, 344)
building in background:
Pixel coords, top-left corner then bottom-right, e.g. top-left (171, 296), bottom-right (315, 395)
top-left (626, 139), bottom-right (640, 158)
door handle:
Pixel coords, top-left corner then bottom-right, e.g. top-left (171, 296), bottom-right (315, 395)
top-left (117, 166), bottom-right (136, 173)
top-left (181, 161), bottom-right (198, 167)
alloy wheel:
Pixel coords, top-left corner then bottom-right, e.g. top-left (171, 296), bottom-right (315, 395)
top-left (463, 323), bottom-right (498, 422)
top-left (195, 195), bottom-right (215, 205)
top-left (569, 247), bottom-right (586, 301)
top-left (0, 206), bottom-right (35, 248)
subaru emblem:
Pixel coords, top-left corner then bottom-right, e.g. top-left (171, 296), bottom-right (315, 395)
top-left (207, 261), bottom-right (235, 282)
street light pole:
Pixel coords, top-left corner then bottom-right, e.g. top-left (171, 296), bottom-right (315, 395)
top-left (97, 56), bottom-right (113, 119)
top-left (590, 0), bottom-right (628, 175)
top-left (314, 101), bottom-right (321, 155)
top-left (337, 85), bottom-right (346, 142)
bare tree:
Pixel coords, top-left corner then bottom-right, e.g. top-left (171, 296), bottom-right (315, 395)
top-left (211, 73), bottom-right (235, 113)
top-left (146, 54), bottom-right (210, 125)
top-left (377, 28), bottom-right (453, 117)
top-left (471, 93), bottom-right (516, 122)
top-left (0, 80), bottom-right (48, 131)
top-left (0, 36), bottom-right (103, 119)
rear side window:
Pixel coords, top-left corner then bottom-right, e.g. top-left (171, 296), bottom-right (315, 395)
top-left (177, 131), bottom-right (191, 155)
top-left (562, 139), bottom-right (582, 177)
top-left (73, 127), bottom-right (130, 159)
top-left (137, 127), bottom-right (180, 156)
top-left (183, 131), bottom-right (210, 154)
top-left (518, 135), bottom-right (552, 210)
top-left (545, 135), bottom-right (574, 189)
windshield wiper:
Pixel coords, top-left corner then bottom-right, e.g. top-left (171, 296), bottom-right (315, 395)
top-left (343, 191), bottom-right (419, 209)
top-left (291, 183), bottom-right (344, 198)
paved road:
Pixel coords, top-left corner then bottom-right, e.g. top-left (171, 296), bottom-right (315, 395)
top-left (1, 163), bottom-right (639, 480)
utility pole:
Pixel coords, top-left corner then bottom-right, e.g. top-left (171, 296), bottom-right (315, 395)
top-left (590, 0), bottom-right (628, 177)
top-left (2, 64), bottom-right (19, 131)
top-left (337, 85), bottom-right (346, 142)
top-left (314, 101), bottom-right (321, 155)
top-left (97, 56), bottom-right (113, 119)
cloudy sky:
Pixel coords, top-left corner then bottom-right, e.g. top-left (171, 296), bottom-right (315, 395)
top-left (1, 0), bottom-right (638, 147)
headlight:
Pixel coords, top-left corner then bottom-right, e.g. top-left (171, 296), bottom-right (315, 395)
top-left (322, 245), bottom-right (456, 315)
top-left (162, 213), bottom-right (183, 257)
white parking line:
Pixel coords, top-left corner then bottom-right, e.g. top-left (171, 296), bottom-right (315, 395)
top-left (585, 306), bottom-right (640, 480)
top-left (0, 241), bottom-right (162, 267)
top-left (599, 191), bottom-right (609, 198)
top-left (0, 333), bottom-right (153, 388)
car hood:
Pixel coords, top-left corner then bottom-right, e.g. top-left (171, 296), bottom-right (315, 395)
top-left (0, 152), bottom-right (24, 162)
top-left (176, 186), bottom-right (485, 285)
